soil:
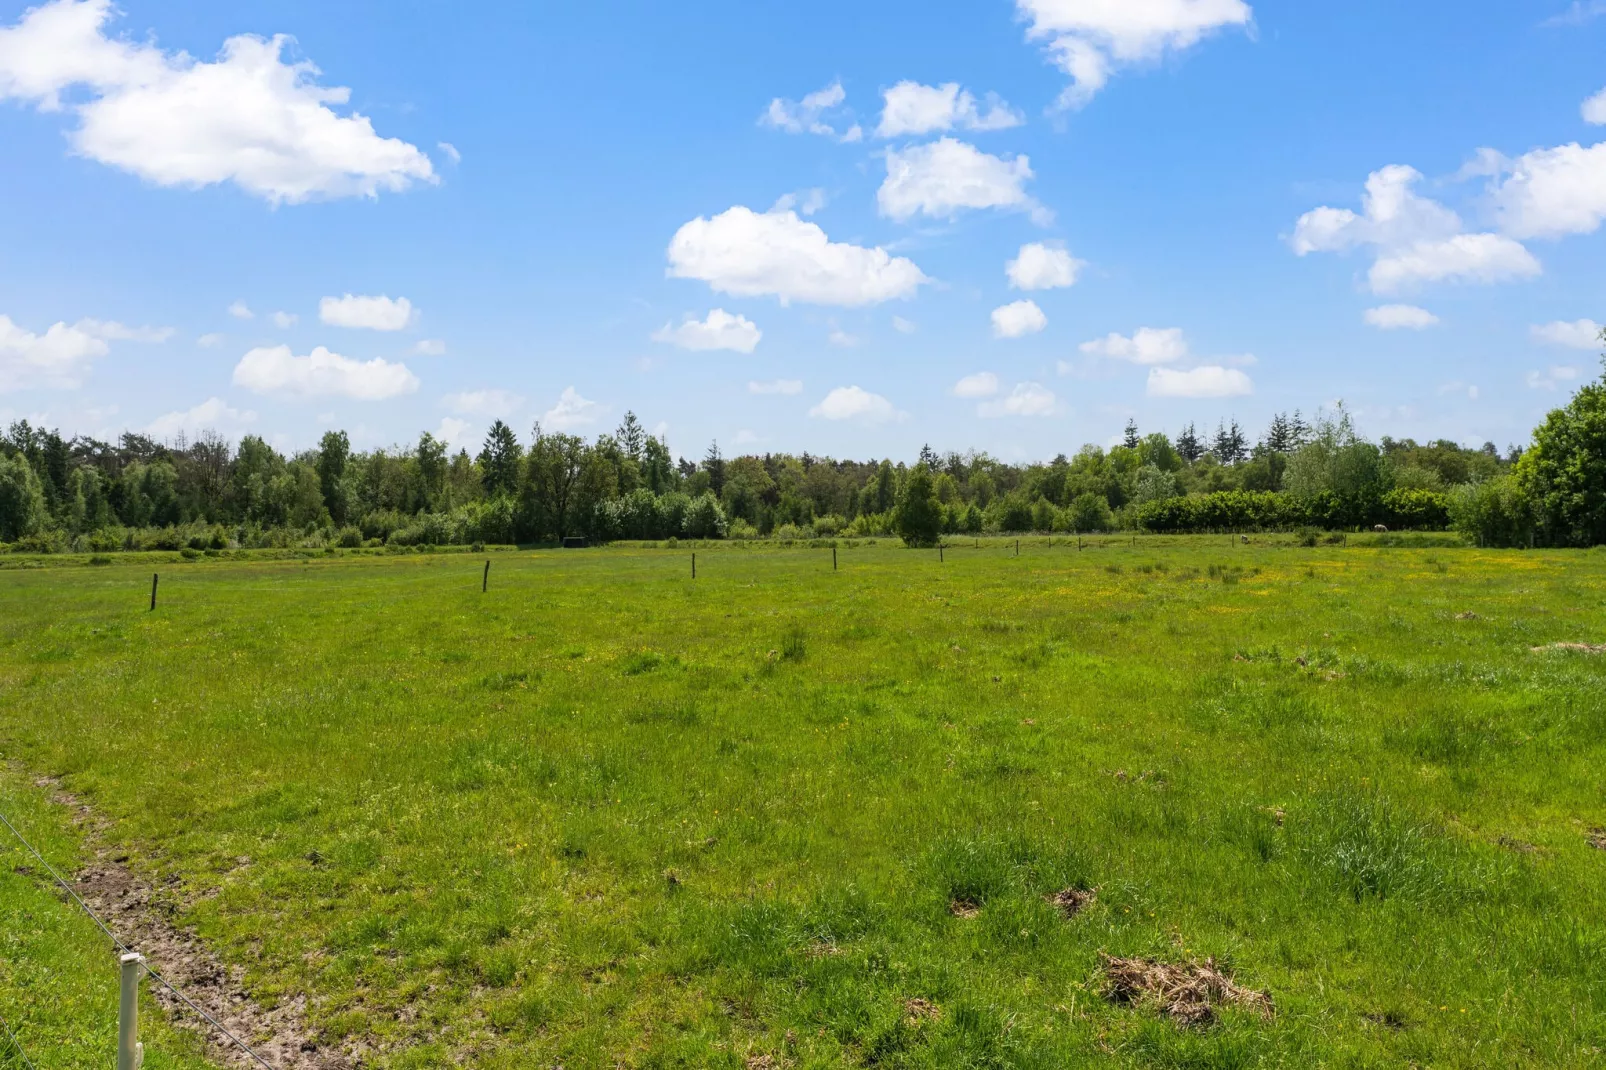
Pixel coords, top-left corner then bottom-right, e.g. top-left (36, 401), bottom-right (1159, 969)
top-left (1046, 887), bottom-right (1096, 919)
top-left (29, 775), bottom-right (355, 1069)
top-left (948, 898), bottom-right (981, 919)
top-left (903, 998), bottom-right (941, 1023)
top-left (1531, 643), bottom-right (1606, 654)
top-left (1099, 953), bottom-right (1272, 1028)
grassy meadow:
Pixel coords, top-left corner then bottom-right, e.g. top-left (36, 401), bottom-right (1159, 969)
top-left (2, 537), bottom-right (1605, 1068)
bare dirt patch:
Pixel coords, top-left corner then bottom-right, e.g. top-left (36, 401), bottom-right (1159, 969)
top-left (948, 898), bottom-right (981, 919)
top-left (903, 998), bottom-right (941, 1024)
top-left (1589, 829), bottom-right (1606, 851)
top-left (28, 775), bottom-right (354, 1069)
top-left (1046, 887), bottom-right (1096, 919)
top-left (1531, 643), bottom-right (1606, 654)
top-left (1454, 612), bottom-right (1481, 621)
top-left (1099, 953), bottom-right (1272, 1028)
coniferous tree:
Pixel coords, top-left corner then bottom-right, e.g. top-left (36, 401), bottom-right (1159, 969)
top-left (703, 441), bottom-right (726, 496)
top-left (1263, 413), bottom-right (1294, 454)
top-left (478, 420), bottom-right (522, 498)
top-left (1174, 423), bottom-right (1204, 463)
top-left (1123, 419), bottom-right (1141, 450)
top-left (616, 412), bottom-right (646, 462)
top-left (918, 443), bottom-right (939, 471)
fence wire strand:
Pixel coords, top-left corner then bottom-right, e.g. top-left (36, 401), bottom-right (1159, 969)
top-left (1, 805), bottom-right (278, 1070)
top-left (0, 1011), bottom-right (37, 1070)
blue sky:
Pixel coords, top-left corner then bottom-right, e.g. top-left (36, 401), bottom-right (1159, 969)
top-left (1, 0), bottom-right (1604, 462)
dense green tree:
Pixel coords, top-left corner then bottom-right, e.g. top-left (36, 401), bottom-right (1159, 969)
top-left (317, 431), bottom-right (351, 523)
top-left (1174, 423), bottom-right (1204, 463)
top-left (703, 441), bottom-right (726, 496)
top-left (616, 411), bottom-right (646, 461)
top-left (0, 452), bottom-right (47, 541)
top-left (893, 465), bottom-right (942, 547)
top-left (1517, 357), bottom-right (1606, 546)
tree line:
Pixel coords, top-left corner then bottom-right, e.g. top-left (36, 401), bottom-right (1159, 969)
top-left (2, 346), bottom-right (1603, 551)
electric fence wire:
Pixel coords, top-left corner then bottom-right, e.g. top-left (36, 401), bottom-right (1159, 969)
top-left (0, 807), bottom-right (277, 1070)
top-left (0, 1010), bottom-right (37, 1070)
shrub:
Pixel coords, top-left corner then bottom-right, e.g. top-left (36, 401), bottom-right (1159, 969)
top-left (335, 526), bottom-right (364, 548)
top-left (683, 493), bottom-right (727, 539)
top-left (1450, 476), bottom-right (1534, 548)
top-left (1067, 492), bottom-right (1116, 533)
top-left (894, 467), bottom-right (943, 547)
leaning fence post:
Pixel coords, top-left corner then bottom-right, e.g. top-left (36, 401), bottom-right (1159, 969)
top-left (149, 574), bottom-right (158, 612)
top-left (692, 553), bottom-right (696, 579)
top-left (832, 547), bottom-right (837, 571)
top-left (482, 560), bottom-right (490, 593)
top-left (939, 544), bottom-right (944, 563)
top-left (118, 952), bottom-right (145, 1070)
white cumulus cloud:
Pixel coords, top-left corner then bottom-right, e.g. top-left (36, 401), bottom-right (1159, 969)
top-left (146, 396), bottom-right (256, 439)
top-left (952, 372), bottom-right (1000, 398)
top-left (319, 294), bottom-right (415, 331)
top-left (1531, 319), bottom-right (1604, 349)
top-left (978, 381), bottom-right (1056, 418)
top-left (809, 385), bottom-right (900, 423)
top-left (271, 311), bottom-right (297, 329)
top-left (1527, 365), bottom-right (1581, 390)
top-left (876, 81), bottom-right (1022, 138)
top-left (413, 339), bottom-right (446, 356)
top-left (761, 80), bottom-right (861, 142)
top-left (667, 206), bottom-right (927, 307)
top-left (434, 417), bottom-right (472, 449)
top-left (1364, 304), bottom-right (1440, 330)
top-left (1146, 365), bottom-right (1253, 398)
top-left (541, 386), bottom-right (601, 431)
top-left (991, 299), bottom-right (1048, 339)
top-left (878, 138), bottom-right (1047, 223)
top-left (1080, 326), bottom-right (1188, 364)
top-left (1584, 88), bottom-right (1606, 124)
top-left (651, 309), bottom-right (762, 353)
top-left (0, 314), bottom-right (168, 391)
top-left (1292, 165), bottom-right (1540, 293)
top-left (232, 344), bottom-right (418, 399)
top-left (748, 379), bottom-right (803, 395)
top-left (1017, 0), bottom-right (1254, 110)
top-left (1007, 242), bottom-right (1084, 290)
top-left (443, 389), bottom-right (523, 417)
top-left (1487, 141), bottom-right (1606, 240)
top-left (227, 301), bottom-right (253, 320)
top-left (0, 0), bottom-right (435, 203)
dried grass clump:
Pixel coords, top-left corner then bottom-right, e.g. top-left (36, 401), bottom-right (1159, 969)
top-left (1100, 953), bottom-right (1272, 1027)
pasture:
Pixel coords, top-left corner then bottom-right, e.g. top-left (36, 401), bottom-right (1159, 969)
top-left (2, 538), bottom-right (1605, 1068)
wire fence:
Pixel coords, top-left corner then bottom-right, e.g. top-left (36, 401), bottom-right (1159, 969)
top-left (0, 806), bottom-right (277, 1069)
top-left (0, 1010), bottom-right (37, 1070)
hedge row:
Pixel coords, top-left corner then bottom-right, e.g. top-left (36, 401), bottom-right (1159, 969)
top-left (1133, 488), bottom-right (1450, 533)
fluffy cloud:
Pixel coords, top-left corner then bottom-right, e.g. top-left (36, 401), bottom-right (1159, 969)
top-left (809, 385), bottom-right (900, 423)
top-left (748, 379), bottom-right (803, 395)
top-left (1487, 141), bottom-right (1606, 240)
top-left (413, 339), bottom-right (446, 356)
top-left (146, 397), bottom-right (256, 439)
top-left (271, 311), bottom-right (297, 329)
top-left (667, 206), bottom-right (927, 307)
top-left (1527, 365), bottom-right (1581, 390)
top-left (1017, 0), bottom-right (1254, 109)
top-left (197, 332), bottom-right (223, 347)
top-left (991, 299), bottom-right (1048, 338)
top-left (1531, 319), bottom-right (1604, 349)
top-left (1292, 165), bottom-right (1540, 292)
top-left (879, 138), bottom-right (1046, 223)
top-left (978, 381), bottom-right (1056, 418)
top-left (232, 344), bottom-right (419, 399)
top-left (1006, 242), bottom-right (1084, 290)
top-left (228, 301), bottom-right (253, 320)
top-left (651, 309), bottom-right (762, 353)
top-left (875, 81), bottom-right (1022, 138)
top-left (443, 389), bottom-right (523, 417)
top-left (541, 386), bottom-right (601, 431)
top-left (1080, 326), bottom-right (1188, 364)
top-left (952, 372), bottom-right (999, 398)
top-left (0, 314), bottom-right (168, 391)
top-left (1585, 88), bottom-right (1606, 124)
top-left (0, 0), bottom-right (435, 203)
top-left (319, 294), bottom-right (416, 331)
top-left (1364, 304), bottom-right (1440, 330)
top-left (761, 80), bottom-right (861, 142)
top-left (828, 328), bottom-right (860, 347)
top-left (1146, 365), bottom-right (1253, 398)
top-left (434, 417), bottom-right (472, 449)
top-left (892, 315), bottom-right (917, 334)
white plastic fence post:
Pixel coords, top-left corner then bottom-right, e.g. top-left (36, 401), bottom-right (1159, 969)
top-left (118, 952), bottom-right (144, 1070)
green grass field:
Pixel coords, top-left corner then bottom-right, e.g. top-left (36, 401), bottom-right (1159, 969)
top-left (2, 538), bottom-right (1605, 1068)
